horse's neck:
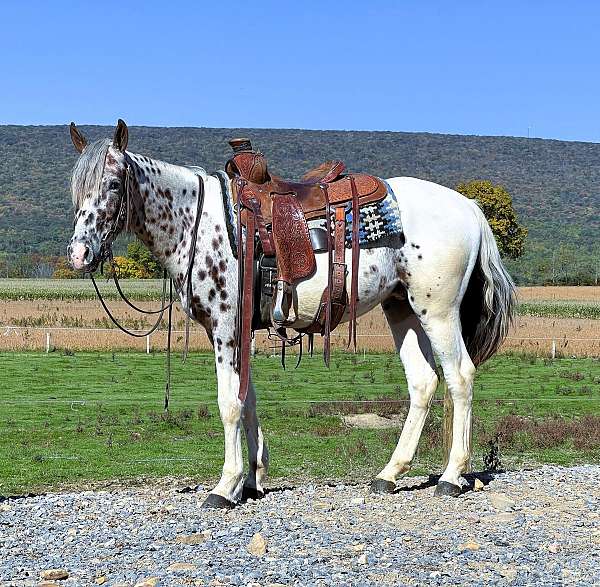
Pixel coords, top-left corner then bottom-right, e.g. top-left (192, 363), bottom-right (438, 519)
top-left (126, 151), bottom-right (207, 277)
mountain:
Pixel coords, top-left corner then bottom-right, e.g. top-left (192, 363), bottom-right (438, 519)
top-left (0, 124), bottom-right (598, 284)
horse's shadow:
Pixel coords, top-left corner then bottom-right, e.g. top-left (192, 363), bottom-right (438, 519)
top-left (0, 491), bottom-right (43, 503)
top-left (176, 470), bottom-right (501, 502)
top-left (394, 469), bottom-right (500, 494)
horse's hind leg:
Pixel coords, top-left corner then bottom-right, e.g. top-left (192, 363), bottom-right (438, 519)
top-left (371, 298), bottom-right (439, 493)
top-left (241, 380), bottom-right (269, 499)
top-left (422, 312), bottom-right (476, 496)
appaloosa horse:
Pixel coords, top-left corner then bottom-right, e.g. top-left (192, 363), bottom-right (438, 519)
top-left (67, 120), bottom-right (516, 508)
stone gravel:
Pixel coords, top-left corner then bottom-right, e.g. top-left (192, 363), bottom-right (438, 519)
top-left (1, 465), bottom-right (598, 586)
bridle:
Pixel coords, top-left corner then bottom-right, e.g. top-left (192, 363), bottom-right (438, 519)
top-left (89, 154), bottom-right (175, 338)
top-left (83, 148), bottom-right (205, 409)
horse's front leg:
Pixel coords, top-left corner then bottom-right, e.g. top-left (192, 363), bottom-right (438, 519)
top-left (241, 380), bottom-right (269, 500)
top-left (202, 342), bottom-right (245, 509)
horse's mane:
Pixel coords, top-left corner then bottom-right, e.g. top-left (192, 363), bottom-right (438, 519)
top-left (71, 138), bottom-right (111, 209)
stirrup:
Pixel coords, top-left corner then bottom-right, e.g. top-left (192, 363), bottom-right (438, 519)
top-left (271, 280), bottom-right (297, 326)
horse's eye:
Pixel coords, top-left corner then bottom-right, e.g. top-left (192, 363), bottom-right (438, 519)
top-left (108, 180), bottom-right (121, 192)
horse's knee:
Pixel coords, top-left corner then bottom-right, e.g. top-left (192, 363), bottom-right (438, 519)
top-left (445, 362), bottom-right (475, 399)
top-left (408, 370), bottom-right (438, 409)
top-left (460, 357), bottom-right (476, 382)
top-left (218, 398), bottom-right (242, 425)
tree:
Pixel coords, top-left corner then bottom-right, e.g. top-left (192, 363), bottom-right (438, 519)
top-left (456, 180), bottom-right (527, 259)
top-left (106, 256), bottom-right (153, 279)
top-left (52, 258), bottom-right (79, 279)
top-left (126, 240), bottom-right (161, 277)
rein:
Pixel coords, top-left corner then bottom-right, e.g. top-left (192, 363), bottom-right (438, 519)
top-left (88, 152), bottom-right (206, 410)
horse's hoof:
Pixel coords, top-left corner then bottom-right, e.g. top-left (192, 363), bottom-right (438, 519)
top-left (434, 481), bottom-right (462, 497)
top-left (202, 493), bottom-right (236, 509)
top-left (241, 486), bottom-right (265, 501)
top-left (370, 478), bottom-right (396, 494)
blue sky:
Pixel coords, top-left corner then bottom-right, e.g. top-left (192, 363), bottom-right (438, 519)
top-left (2, 1), bottom-right (599, 141)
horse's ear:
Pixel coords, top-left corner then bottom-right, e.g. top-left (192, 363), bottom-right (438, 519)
top-left (69, 122), bottom-right (87, 153)
top-left (113, 119), bottom-right (129, 152)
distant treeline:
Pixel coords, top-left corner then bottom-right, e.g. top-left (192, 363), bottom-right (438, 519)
top-left (1, 125), bottom-right (599, 284)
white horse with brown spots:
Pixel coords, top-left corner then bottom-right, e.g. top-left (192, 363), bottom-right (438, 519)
top-left (67, 120), bottom-right (516, 508)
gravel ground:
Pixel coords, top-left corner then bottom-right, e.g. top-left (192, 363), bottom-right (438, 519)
top-left (1, 465), bottom-right (598, 586)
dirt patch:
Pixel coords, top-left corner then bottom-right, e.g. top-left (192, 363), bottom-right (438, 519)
top-left (342, 413), bottom-right (403, 429)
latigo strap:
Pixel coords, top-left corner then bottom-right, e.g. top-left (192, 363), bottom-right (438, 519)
top-left (238, 189), bottom-right (256, 402)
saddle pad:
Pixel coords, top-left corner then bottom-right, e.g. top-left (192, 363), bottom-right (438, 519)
top-left (216, 172), bottom-right (402, 254)
top-left (307, 181), bottom-right (403, 248)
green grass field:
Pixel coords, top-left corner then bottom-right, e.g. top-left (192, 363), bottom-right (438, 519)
top-left (0, 351), bottom-right (598, 496)
top-left (0, 278), bottom-right (164, 301)
top-left (519, 301), bottom-right (600, 320)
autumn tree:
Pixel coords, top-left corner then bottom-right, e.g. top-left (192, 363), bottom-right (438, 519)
top-left (52, 258), bottom-right (79, 279)
top-left (126, 240), bottom-right (161, 277)
top-left (456, 180), bottom-right (527, 259)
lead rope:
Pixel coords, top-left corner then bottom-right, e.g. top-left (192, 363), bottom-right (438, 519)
top-left (183, 174), bottom-right (205, 361)
top-left (91, 170), bottom-right (206, 410)
top-left (90, 270), bottom-right (170, 338)
top-left (164, 278), bottom-right (173, 411)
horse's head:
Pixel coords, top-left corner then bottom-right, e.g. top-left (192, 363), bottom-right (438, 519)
top-left (67, 119), bottom-right (130, 271)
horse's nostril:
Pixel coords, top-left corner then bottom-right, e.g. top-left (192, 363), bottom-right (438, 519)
top-left (84, 245), bottom-right (94, 265)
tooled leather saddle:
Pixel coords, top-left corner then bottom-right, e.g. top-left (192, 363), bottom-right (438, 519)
top-left (225, 138), bottom-right (388, 400)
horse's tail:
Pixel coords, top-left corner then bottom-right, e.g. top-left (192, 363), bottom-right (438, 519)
top-left (460, 202), bottom-right (517, 366)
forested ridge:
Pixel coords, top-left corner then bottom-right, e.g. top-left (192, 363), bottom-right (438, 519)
top-left (0, 124), bottom-right (598, 284)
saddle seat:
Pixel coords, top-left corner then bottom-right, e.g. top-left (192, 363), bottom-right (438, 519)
top-left (226, 138), bottom-right (388, 402)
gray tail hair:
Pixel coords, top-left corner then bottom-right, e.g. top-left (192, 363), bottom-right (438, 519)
top-left (460, 202), bottom-right (517, 366)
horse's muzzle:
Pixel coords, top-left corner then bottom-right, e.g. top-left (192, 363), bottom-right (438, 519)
top-left (69, 241), bottom-right (97, 272)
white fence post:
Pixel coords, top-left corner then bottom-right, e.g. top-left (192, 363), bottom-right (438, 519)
top-left (45, 332), bottom-right (51, 354)
top-left (146, 334), bottom-right (151, 355)
top-left (251, 337), bottom-right (256, 358)
top-left (551, 339), bottom-right (556, 360)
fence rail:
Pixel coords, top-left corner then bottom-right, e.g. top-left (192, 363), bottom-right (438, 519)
top-left (1, 323), bottom-right (600, 357)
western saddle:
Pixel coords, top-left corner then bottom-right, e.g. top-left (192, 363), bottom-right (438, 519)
top-left (226, 138), bottom-right (388, 400)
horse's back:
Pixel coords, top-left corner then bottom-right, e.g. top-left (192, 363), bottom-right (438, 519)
top-left (387, 176), bottom-right (480, 244)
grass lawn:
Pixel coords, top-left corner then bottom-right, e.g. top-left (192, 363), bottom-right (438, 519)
top-left (0, 351), bottom-right (598, 496)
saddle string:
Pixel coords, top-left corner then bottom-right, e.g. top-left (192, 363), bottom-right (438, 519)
top-left (321, 183), bottom-right (333, 367)
top-left (348, 176), bottom-right (360, 352)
